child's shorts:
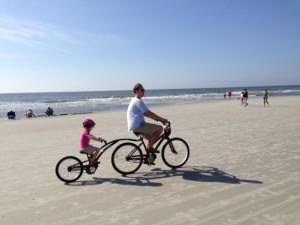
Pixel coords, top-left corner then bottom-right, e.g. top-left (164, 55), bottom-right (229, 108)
top-left (80, 145), bottom-right (99, 155)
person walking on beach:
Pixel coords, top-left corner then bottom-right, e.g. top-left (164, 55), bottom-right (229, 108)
top-left (127, 83), bottom-right (168, 154)
top-left (242, 88), bottom-right (249, 107)
top-left (263, 89), bottom-right (269, 107)
top-left (80, 119), bottom-right (105, 165)
top-left (228, 90), bottom-right (232, 99)
top-left (239, 91), bottom-right (244, 105)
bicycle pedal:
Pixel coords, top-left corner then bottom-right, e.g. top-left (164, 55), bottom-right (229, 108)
top-left (143, 159), bottom-right (155, 166)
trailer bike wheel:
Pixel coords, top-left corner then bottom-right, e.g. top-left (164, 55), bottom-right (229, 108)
top-left (55, 156), bottom-right (83, 183)
top-left (111, 142), bottom-right (143, 175)
top-left (162, 137), bottom-right (190, 168)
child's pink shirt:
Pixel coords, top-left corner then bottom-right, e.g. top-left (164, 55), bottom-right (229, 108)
top-left (80, 130), bottom-right (90, 148)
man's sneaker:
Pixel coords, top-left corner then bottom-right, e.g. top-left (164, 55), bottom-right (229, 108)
top-left (147, 148), bottom-right (160, 153)
top-left (90, 161), bottom-right (100, 166)
top-left (143, 159), bottom-right (155, 165)
top-left (143, 154), bottom-right (156, 165)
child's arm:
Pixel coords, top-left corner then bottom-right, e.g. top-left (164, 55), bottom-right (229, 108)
top-left (88, 134), bottom-right (104, 142)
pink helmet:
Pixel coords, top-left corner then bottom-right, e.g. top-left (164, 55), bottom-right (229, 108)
top-left (83, 119), bottom-right (96, 127)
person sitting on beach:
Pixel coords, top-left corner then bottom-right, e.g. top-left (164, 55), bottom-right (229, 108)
top-left (7, 110), bottom-right (16, 120)
top-left (127, 83), bottom-right (169, 155)
top-left (45, 107), bottom-right (54, 116)
top-left (80, 119), bottom-right (105, 165)
top-left (263, 89), bottom-right (269, 107)
top-left (25, 109), bottom-right (34, 118)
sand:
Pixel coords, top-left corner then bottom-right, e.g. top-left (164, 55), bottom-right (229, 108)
top-left (1, 96), bottom-right (300, 225)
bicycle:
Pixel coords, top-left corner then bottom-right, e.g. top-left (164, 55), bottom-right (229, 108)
top-left (55, 138), bottom-right (126, 183)
top-left (111, 122), bottom-right (190, 175)
top-left (55, 122), bottom-right (190, 183)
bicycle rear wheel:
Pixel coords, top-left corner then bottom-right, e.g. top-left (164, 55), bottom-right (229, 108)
top-left (162, 137), bottom-right (190, 168)
top-left (111, 142), bottom-right (143, 175)
top-left (55, 156), bottom-right (83, 183)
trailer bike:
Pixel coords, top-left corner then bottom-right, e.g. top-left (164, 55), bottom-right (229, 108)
top-left (55, 122), bottom-right (190, 183)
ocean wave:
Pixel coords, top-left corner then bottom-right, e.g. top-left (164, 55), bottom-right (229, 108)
top-left (45, 100), bottom-right (68, 103)
top-left (86, 96), bottom-right (130, 103)
top-left (1, 85), bottom-right (300, 119)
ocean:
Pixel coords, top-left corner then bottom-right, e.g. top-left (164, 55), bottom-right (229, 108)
top-left (1, 85), bottom-right (300, 119)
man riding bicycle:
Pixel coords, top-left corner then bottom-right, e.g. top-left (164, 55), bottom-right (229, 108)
top-left (127, 83), bottom-right (169, 154)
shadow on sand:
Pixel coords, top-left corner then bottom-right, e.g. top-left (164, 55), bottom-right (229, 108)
top-left (66, 166), bottom-right (263, 187)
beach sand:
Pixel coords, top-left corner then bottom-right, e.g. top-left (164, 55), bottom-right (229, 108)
top-left (1, 96), bottom-right (300, 225)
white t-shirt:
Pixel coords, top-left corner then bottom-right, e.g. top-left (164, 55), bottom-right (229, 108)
top-left (127, 97), bottom-right (149, 131)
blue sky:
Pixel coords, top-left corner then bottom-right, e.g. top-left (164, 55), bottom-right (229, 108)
top-left (0, 0), bottom-right (300, 93)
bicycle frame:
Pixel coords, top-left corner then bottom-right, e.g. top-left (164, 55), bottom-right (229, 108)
top-left (93, 137), bottom-right (141, 162)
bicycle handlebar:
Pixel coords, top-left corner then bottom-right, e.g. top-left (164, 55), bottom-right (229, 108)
top-left (158, 119), bottom-right (170, 126)
top-left (98, 138), bottom-right (107, 145)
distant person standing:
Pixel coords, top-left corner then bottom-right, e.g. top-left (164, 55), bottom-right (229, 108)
top-left (228, 90), bottom-right (232, 99)
top-left (242, 88), bottom-right (248, 107)
top-left (263, 89), bottom-right (269, 107)
top-left (224, 92), bottom-right (226, 99)
top-left (239, 91), bottom-right (244, 105)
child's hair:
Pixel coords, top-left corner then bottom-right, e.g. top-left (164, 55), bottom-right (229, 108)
top-left (84, 125), bottom-right (92, 131)
top-left (82, 119), bottom-right (96, 129)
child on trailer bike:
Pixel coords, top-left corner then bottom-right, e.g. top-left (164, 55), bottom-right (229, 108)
top-left (80, 119), bottom-right (106, 165)
top-left (127, 83), bottom-right (169, 164)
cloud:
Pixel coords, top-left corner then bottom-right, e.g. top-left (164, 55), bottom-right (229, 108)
top-left (0, 15), bottom-right (127, 49)
top-left (0, 15), bottom-right (82, 50)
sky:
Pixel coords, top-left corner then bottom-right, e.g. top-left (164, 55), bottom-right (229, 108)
top-left (0, 0), bottom-right (300, 93)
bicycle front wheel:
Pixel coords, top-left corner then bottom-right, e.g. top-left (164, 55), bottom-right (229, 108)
top-left (162, 137), bottom-right (190, 168)
top-left (55, 156), bottom-right (83, 183)
top-left (111, 142), bottom-right (143, 175)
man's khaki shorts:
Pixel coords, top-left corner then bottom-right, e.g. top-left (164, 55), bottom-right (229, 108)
top-left (134, 123), bottom-right (162, 140)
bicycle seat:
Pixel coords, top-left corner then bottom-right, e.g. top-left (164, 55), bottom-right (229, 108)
top-left (80, 151), bottom-right (88, 155)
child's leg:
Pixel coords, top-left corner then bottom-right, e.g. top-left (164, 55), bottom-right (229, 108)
top-left (83, 146), bottom-right (100, 165)
top-left (90, 148), bottom-right (100, 164)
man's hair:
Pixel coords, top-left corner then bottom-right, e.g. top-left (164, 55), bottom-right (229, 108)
top-left (133, 83), bottom-right (143, 93)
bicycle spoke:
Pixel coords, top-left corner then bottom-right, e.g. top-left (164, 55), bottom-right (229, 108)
top-left (55, 156), bottom-right (83, 183)
top-left (162, 138), bottom-right (189, 168)
top-left (112, 143), bottom-right (143, 175)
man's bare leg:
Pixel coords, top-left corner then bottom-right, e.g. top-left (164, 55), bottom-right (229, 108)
top-left (147, 127), bottom-right (163, 150)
